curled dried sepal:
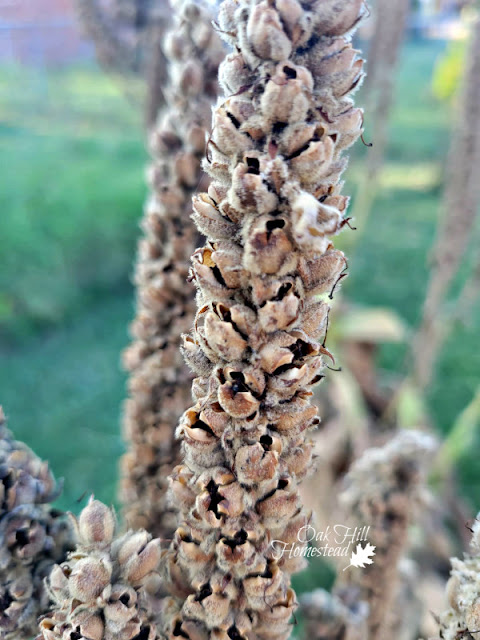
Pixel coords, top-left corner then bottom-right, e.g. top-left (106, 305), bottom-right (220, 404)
top-left (38, 499), bottom-right (164, 640)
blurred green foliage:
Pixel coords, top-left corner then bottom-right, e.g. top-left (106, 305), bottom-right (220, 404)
top-left (432, 39), bottom-right (466, 100)
top-left (0, 40), bottom-right (479, 525)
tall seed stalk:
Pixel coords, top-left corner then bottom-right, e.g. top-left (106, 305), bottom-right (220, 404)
top-left (74, 0), bottom-right (169, 128)
top-left (352, 0), bottom-right (410, 237)
top-left (120, 0), bottom-right (223, 540)
top-left (413, 16), bottom-right (480, 390)
top-left (161, 1), bottom-right (368, 638)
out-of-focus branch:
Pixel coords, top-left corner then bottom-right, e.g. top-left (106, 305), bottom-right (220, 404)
top-left (74, 0), bottom-right (170, 127)
top-left (351, 0), bottom-right (410, 240)
top-left (74, 0), bottom-right (139, 74)
top-left (413, 16), bottom-right (480, 390)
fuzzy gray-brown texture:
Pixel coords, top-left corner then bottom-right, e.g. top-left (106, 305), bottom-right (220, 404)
top-left (161, 1), bottom-right (367, 638)
top-left (0, 407), bottom-right (74, 640)
top-left (38, 498), bottom-right (164, 640)
top-left (436, 515), bottom-right (480, 640)
top-left (338, 430), bottom-right (436, 640)
top-left (120, 0), bottom-right (223, 541)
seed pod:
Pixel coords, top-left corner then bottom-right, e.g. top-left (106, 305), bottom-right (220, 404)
top-left (78, 498), bottom-right (116, 548)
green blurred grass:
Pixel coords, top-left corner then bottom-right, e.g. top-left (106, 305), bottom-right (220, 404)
top-left (0, 64), bottom-right (145, 511)
top-left (0, 40), bottom-right (479, 522)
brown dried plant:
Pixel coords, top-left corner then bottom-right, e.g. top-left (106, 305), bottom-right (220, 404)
top-left (434, 514), bottom-right (480, 640)
top-left (352, 0), bottom-right (410, 236)
top-left (120, 1), bottom-right (223, 541)
top-left (0, 407), bottom-right (74, 640)
top-left (299, 587), bottom-right (368, 640)
top-left (337, 430), bottom-right (437, 640)
top-left (37, 498), bottom-right (164, 640)
top-left (414, 16), bottom-right (480, 389)
top-left (159, 1), bottom-right (368, 638)
top-left (74, 0), bottom-right (170, 128)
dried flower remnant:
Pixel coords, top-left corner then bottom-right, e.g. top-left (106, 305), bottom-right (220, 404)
top-left (338, 430), bottom-right (437, 640)
top-left (0, 408), bottom-right (74, 640)
top-left (120, 0), bottom-right (223, 540)
top-left (38, 497), bottom-right (164, 640)
top-left (163, 0), bottom-right (367, 638)
top-left (437, 516), bottom-right (480, 640)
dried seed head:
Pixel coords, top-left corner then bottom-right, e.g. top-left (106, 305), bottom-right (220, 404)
top-left (163, 0), bottom-right (368, 637)
top-left (0, 412), bottom-right (74, 640)
top-left (38, 501), bottom-right (164, 640)
top-left (339, 431), bottom-right (437, 640)
top-left (0, 409), bottom-right (59, 513)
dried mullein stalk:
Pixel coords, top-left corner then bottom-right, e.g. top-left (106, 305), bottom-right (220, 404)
top-left (299, 588), bottom-right (368, 640)
top-left (120, 1), bottom-right (223, 540)
top-left (0, 407), bottom-right (74, 640)
top-left (74, 0), bottom-right (141, 75)
top-left (362, 0), bottom-right (409, 181)
top-left (414, 16), bottom-right (480, 389)
top-left (38, 498), bottom-right (164, 640)
top-left (351, 0), bottom-right (410, 235)
top-left (74, 0), bottom-right (170, 128)
top-left (436, 515), bottom-right (480, 640)
top-left (162, 1), bottom-right (368, 638)
top-left (338, 430), bottom-right (436, 640)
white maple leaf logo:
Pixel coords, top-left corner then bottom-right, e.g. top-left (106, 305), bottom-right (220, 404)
top-left (343, 542), bottom-right (376, 571)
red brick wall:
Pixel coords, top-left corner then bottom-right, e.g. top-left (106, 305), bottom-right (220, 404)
top-left (0, 0), bottom-right (93, 65)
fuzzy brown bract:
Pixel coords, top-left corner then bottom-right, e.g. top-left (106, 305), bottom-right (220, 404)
top-left (161, 1), bottom-right (368, 638)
